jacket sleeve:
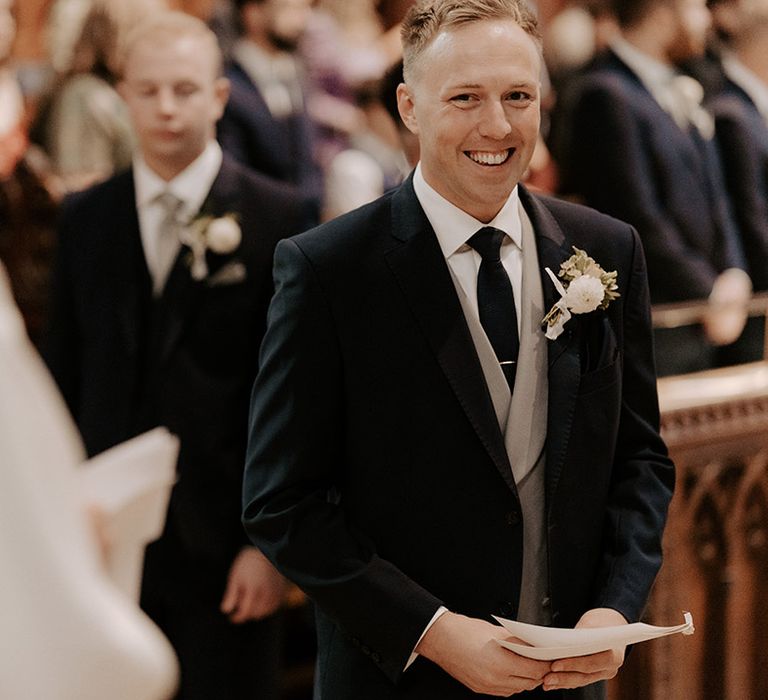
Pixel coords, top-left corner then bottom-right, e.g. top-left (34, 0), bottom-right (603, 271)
top-left (242, 238), bottom-right (442, 683)
top-left (593, 227), bottom-right (675, 621)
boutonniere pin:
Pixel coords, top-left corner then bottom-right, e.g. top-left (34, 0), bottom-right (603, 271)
top-left (542, 247), bottom-right (620, 340)
top-left (179, 214), bottom-right (242, 281)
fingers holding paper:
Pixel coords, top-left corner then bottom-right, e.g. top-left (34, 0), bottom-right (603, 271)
top-left (543, 607), bottom-right (628, 691)
top-left (416, 612), bottom-right (551, 696)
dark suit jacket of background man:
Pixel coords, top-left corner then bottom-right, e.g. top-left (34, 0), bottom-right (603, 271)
top-left (243, 175), bottom-right (675, 699)
top-left (218, 61), bottom-right (323, 220)
top-left (708, 79), bottom-right (768, 292)
top-left (45, 155), bottom-right (309, 694)
top-left (556, 49), bottom-right (745, 305)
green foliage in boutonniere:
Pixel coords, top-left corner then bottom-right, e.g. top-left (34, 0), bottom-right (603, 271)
top-left (542, 247), bottom-right (620, 340)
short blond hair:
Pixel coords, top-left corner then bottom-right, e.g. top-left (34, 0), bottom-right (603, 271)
top-left (118, 10), bottom-right (223, 78)
top-left (401, 0), bottom-right (542, 83)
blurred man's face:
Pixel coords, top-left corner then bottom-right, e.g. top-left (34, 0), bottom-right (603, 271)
top-left (669, 0), bottom-right (712, 61)
top-left (265, 0), bottom-right (312, 51)
top-left (397, 19), bottom-right (541, 223)
top-left (119, 34), bottom-right (229, 180)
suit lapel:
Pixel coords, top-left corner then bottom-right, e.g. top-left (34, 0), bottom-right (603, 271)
top-left (114, 171), bottom-right (151, 360)
top-left (519, 187), bottom-right (581, 505)
top-left (385, 177), bottom-right (516, 492)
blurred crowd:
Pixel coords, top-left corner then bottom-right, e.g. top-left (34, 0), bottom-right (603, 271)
top-left (2, 0), bottom-right (767, 373)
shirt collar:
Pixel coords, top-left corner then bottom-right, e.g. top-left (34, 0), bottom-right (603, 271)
top-left (610, 36), bottom-right (676, 97)
top-left (412, 163), bottom-right (522, 260)
top-left (134, 140), bottom-right (223, 220)
top-left (722, 52), bottom-right (768, 124)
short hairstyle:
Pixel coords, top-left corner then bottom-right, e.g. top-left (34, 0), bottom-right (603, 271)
top-left (117, 10), bottom-right (224, 79)
top-left (401, 0), bottom-right (542, 83)
top-left (611, 0), bottom-right (672, 28)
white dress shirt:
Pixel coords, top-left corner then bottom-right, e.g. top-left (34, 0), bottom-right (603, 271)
top-left (134, 140), bottom-right (223, 292)
top-left (412, 163), bottom-right (523, 335)
top-left (722, 52), bottom-right (768, 127)
top-left (404, 164), bottom-right (525, 669)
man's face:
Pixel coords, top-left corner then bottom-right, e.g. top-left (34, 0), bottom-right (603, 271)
top-left (669, 0), bottom-right (712, 61)
top-left (264, 0), bottom-right (312, 51)
top-left (119, 34), bottom-right (229, 179)
top-left (397, 19), bottom-right (541, 223)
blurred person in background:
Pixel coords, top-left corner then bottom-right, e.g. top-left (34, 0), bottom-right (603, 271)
top-left (703, 0), bottom-right (768, 364)
top-left (555, 0), bottom-right (752, 376)
top-left (218, 0), bottom-right (322, 221)
top-left (45, 12), bottom-right (309, 699)
top-left (0, 0), bottom-right (60, 346)
top-left (33, 3), bottom-right (136, 191)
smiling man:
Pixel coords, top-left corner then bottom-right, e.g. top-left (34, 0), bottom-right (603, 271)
top-left (243, 0), bottom-right (674, 698)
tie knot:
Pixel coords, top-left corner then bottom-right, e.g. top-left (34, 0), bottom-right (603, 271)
top-left (155, 191), bottom-right (184, 218)
top-left (468, 226), bottom-right (506, 263)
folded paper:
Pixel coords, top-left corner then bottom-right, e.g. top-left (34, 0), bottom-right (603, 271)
top-left (493, 612), bottom-right (694, 660)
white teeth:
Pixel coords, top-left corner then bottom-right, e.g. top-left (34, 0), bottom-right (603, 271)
top-left (468, 150), bottom-right (510, 165)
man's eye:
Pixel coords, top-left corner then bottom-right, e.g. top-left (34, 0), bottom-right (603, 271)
top-left (507, 91), bottom-right (533, 102)
top-left (175, 84), bottom-right (198, 97)
top-left (450, 94), bottom-right (474, 102)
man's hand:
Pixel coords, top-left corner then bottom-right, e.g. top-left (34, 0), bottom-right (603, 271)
top-left (703, 268), bottom-right (752, 346)
top-left (543, 608), bottom-right (628, 692)
top-left (220, 546), bottom-right (287, 624)
top-left (416, 612), bottom-right (551, 696)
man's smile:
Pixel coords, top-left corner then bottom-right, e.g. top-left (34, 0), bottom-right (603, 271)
top-left (466, 149), bottom-right (514, 166)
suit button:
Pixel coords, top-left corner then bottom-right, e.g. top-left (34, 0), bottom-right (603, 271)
top-left (372, 652), bottom-right (381, 664)
top-left (498, 601), bottom-right (515, 617)
top-left (506, 510), bottom-right (520, 526)
top-left (361, 644), bottom-right (371, 656)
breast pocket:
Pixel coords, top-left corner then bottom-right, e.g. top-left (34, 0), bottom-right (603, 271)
top-left (578, 316), bottom-right (620, 396)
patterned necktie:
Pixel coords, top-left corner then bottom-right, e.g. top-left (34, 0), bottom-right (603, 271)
top-left (153, 191), bottom-right (184, 296)
top-left (467, 226), bottom-right (519, 391)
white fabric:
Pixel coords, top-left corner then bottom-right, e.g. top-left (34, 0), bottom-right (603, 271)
top-left (134, 140), bottom-right (222, 292)
top-left (413, 164), bottom-right (523, 334)
top-left (0, 263), bottom-right (178, 700)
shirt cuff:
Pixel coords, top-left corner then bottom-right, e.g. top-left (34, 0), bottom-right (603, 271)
top-left (404, 606), bottom-right (449, 671)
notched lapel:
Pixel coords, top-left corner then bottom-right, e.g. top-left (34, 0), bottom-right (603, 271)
top-left (115, 175), bottom-right (150, 359)
top-left (385, 179), bottom-right (516, 492)
top-left (520, 188), bottom-right (582, 503)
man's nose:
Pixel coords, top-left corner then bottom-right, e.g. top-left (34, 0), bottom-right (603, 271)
top-left (157, 88), bottom-right (177, 116)
top-left (478, 100), bottom-right (513, 140)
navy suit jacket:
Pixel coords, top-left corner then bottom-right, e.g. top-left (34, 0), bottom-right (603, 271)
top-left (708, 79), bottom-right (768, 291)
top-left (218, 60), bottom-right (322, 217)
top-left (243, 177), bottom-right (674, 699)
top-left (557, 50), bottom-right (745, 303)
top-left (46, 156), bottom-right (309, 590)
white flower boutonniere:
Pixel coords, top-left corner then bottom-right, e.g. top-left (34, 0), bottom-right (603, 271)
top-left (179, 214), bottom-right (242, 281)
top-left (542, 247), bottom-right (620, 340)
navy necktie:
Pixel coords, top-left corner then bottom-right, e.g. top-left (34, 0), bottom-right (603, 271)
top-left (467, 226), bottom-right (519, 391)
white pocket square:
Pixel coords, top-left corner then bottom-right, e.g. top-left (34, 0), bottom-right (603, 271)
top-left (207, 261), bottom-right (247, 287)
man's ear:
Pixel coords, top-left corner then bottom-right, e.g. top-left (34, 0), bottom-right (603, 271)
top-left (213, 76), bottom-right (231, 120)
top-left (396, 82), bottom-right (420, 136)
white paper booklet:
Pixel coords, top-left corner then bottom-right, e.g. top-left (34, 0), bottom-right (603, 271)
top-left (78, 427), bottom-right (179, 601)
top-left (494, 612), bottom-right (695, 660)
